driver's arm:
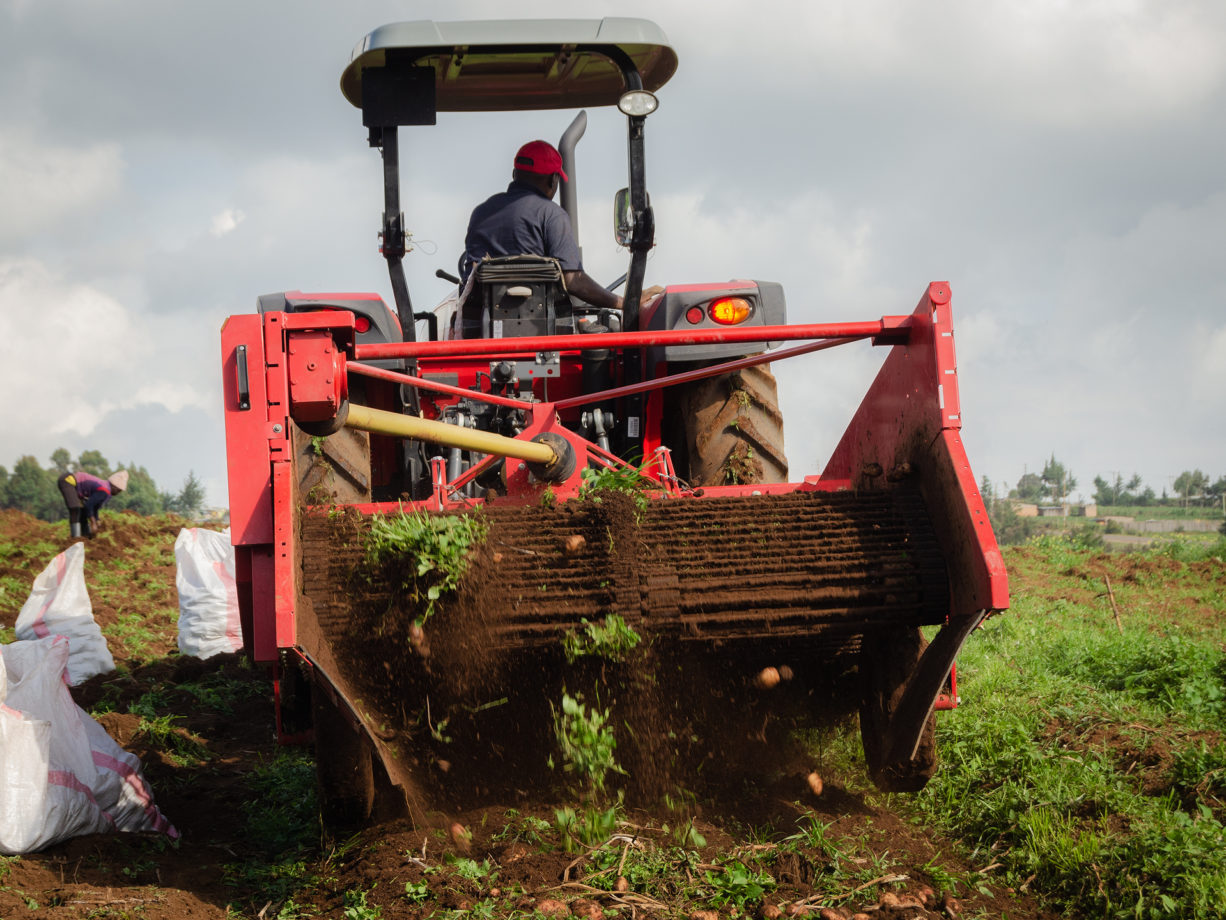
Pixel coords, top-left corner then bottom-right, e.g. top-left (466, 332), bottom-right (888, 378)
top-left (563, 270), bottom-right (623, 311)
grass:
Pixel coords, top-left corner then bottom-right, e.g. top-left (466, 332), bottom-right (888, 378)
top-left (907, 533), bottom-right (1226, 919)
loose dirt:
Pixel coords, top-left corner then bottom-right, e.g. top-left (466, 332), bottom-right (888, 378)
top-left (0, 509), bottom-right (1065, 919)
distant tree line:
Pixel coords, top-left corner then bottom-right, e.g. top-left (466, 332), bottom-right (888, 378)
top-left (999, 454), bottom-right (1225, 511)
top-left (0, 449), bottom-right (205, 522)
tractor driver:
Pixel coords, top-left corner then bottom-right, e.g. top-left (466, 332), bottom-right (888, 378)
top-left (458, 140), bottom-right (624, 336)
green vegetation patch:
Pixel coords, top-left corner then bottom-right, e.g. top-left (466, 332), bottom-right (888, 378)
top-left (562, 614), bottom-right (642, 663)
top-left (908, 539), bottom-right (1226, 919)
top-left (362, 510), bottom-right (488, 622)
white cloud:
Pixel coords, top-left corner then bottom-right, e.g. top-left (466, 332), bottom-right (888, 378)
top-left (1195, 324), bottom-right (1226, 385)
top-left (675, 0), bottom-right (1225, 126)
top-left (209, 208), bottom-right (246, 238)
top-left (0, 256), bottom-right (216, 451)
top-left (0, 133), bottom-right (123, 244)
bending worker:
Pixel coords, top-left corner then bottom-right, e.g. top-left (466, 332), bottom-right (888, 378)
top-left (57, 469), bottom-right (128, 539)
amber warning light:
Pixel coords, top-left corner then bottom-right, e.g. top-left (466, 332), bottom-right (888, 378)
top-left (708, 297), bottom-right (753, 325)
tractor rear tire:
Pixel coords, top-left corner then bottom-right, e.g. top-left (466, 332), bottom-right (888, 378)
top-left (667, 363), bottom-right (788, 486)
top-left (858, 628), bottom-right (937, 793)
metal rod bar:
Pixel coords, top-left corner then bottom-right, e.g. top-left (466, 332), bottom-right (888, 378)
top-left (355, 316), bottom-right (912, 361)
top-left (344, 404), bottom-right (556, 465)
top-left (348, 362), bottom-right (531, 410)
top-left (553, 335), bottom-right (864, 410)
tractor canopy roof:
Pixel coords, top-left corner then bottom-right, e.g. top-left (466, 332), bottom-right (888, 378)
top-left (341, 18), bottom-right (677, 113)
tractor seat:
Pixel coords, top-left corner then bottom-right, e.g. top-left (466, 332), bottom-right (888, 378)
top-left (459, 255), bottom-right (571, 339)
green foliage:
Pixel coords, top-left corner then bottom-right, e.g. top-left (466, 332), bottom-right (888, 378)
top-left (49, 448), bottom-right (72, 475)
top-left (1014, 471), bottom-right (1043, 502)
top-left (1045, 632), bottom-right (1226, 722)
top-left (2, 449), bottom-right (195, 519)
top-left (1152, 536), bottom-right (1226, 564)
top-left (702, 861), bottom-right (775, 908)
top-left (363, 510), bottom-right (489, 621)
top-left (243, 750), bottom-right (319, 857)
top-left (445, 855), bottom-right (498, 884)
top-left (111, 464), bottom-right (167, 516)
top-left (551, 692), bottom-right (622, 794)
top-left (403, 880), bottom-right (430, 903)
top-left (909, 552), bottom-right (1226, 920)
top-left (491, 809), bottom-right (551, 845)
top-left (1171, 742), bottom-right (1226, 806)
top-left (562, 614), bottom-right (642, 663)
top-left (578, 464), bottom-right (651, 517)
top-left (1093, 472), bottom-right (1145, 507)
top-left (1041, 454), bottom-right (1076, 504)
top-left (342, 888), bottom-right (382, 920)
top-left (163, 470), bottom-right (206, 517)
top-left (987, 496), bottom-right (1035, 546)
top-left (1173, 470), bottom-right (1210, 507)
top-left (553, 799), bottom-right (623, 851)
top-left (134, 714), bottom-right (211, 766)
top-left (2, 455), bottom-right (62, 521)
top-left (77, 450), bottom-right (112, 477)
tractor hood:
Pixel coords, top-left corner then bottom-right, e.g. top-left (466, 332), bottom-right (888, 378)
top-left (341, 18), bottom-right (677, 112)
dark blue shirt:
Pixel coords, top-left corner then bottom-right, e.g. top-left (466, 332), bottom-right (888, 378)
top-left (462, 180), bottom-right (582, 281)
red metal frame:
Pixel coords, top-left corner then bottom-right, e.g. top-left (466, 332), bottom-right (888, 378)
top-left (222, 284), bottom-right (1009, 703)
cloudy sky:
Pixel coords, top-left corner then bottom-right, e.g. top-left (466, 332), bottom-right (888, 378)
top-left (2, 0), bottom-right (1223, 506)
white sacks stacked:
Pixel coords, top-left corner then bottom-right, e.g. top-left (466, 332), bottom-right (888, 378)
top-left (14, 542), bottom-right (115, 685)
top-left (174, 528), bottom-right (242, 659)
top-left (0, 636), bottom-right (178, 854)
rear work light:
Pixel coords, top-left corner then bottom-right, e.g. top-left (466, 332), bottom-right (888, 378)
top-left (708, 297), bottom-right (753, 325)
top-left (354, 315), bottom-right (372, 333)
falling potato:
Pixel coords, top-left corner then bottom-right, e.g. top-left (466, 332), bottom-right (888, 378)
top-left (449, 822), bottom-right (472, 852)
top-left (563, 533), bottom-right (586, 555)
top-left (754, 666), bottom-right (781, 689)
top-left (806, 771), bottom-right (824, 797)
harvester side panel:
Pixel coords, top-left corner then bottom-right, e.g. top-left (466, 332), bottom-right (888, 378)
top-left (221, 314), bottom-right (275, 548)
top-left (821, 282), bottom-right (1008, 616)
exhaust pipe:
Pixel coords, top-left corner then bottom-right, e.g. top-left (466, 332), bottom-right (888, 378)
top-left (558, 111), bottom-right (588, 244)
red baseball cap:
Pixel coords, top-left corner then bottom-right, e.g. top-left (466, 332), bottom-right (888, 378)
top-left (514, 140), bottom-right (568, 182)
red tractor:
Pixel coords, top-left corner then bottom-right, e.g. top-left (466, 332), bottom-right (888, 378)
top-left (221, 18), bottom-right (1008, 825)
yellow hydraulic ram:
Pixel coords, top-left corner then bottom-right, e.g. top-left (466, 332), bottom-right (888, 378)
top-left (342, 402), bottom-right (575, 481)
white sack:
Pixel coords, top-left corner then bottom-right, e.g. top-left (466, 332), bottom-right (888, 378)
top-left (14, 543), bottom-right (115, 685)
top-left (174, 528), bottom-right (242, 659)
top-left (0, 637), bottom-right (177, 853)
top-left (1, 638), bottom-right (160, 854)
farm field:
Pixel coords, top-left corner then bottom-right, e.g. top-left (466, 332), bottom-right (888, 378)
top-left (1, 509), bottom-right (1223, 919)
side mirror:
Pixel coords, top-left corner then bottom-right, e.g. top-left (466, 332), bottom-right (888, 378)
top-left (613, 188), bottom-right (633, 247)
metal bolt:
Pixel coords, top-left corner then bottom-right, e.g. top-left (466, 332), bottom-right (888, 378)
top-left (272, 424), bottom-right (283, 433)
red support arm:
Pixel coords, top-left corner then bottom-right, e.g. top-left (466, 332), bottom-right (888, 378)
top-left (354, 317), bottom-right (913, 361)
